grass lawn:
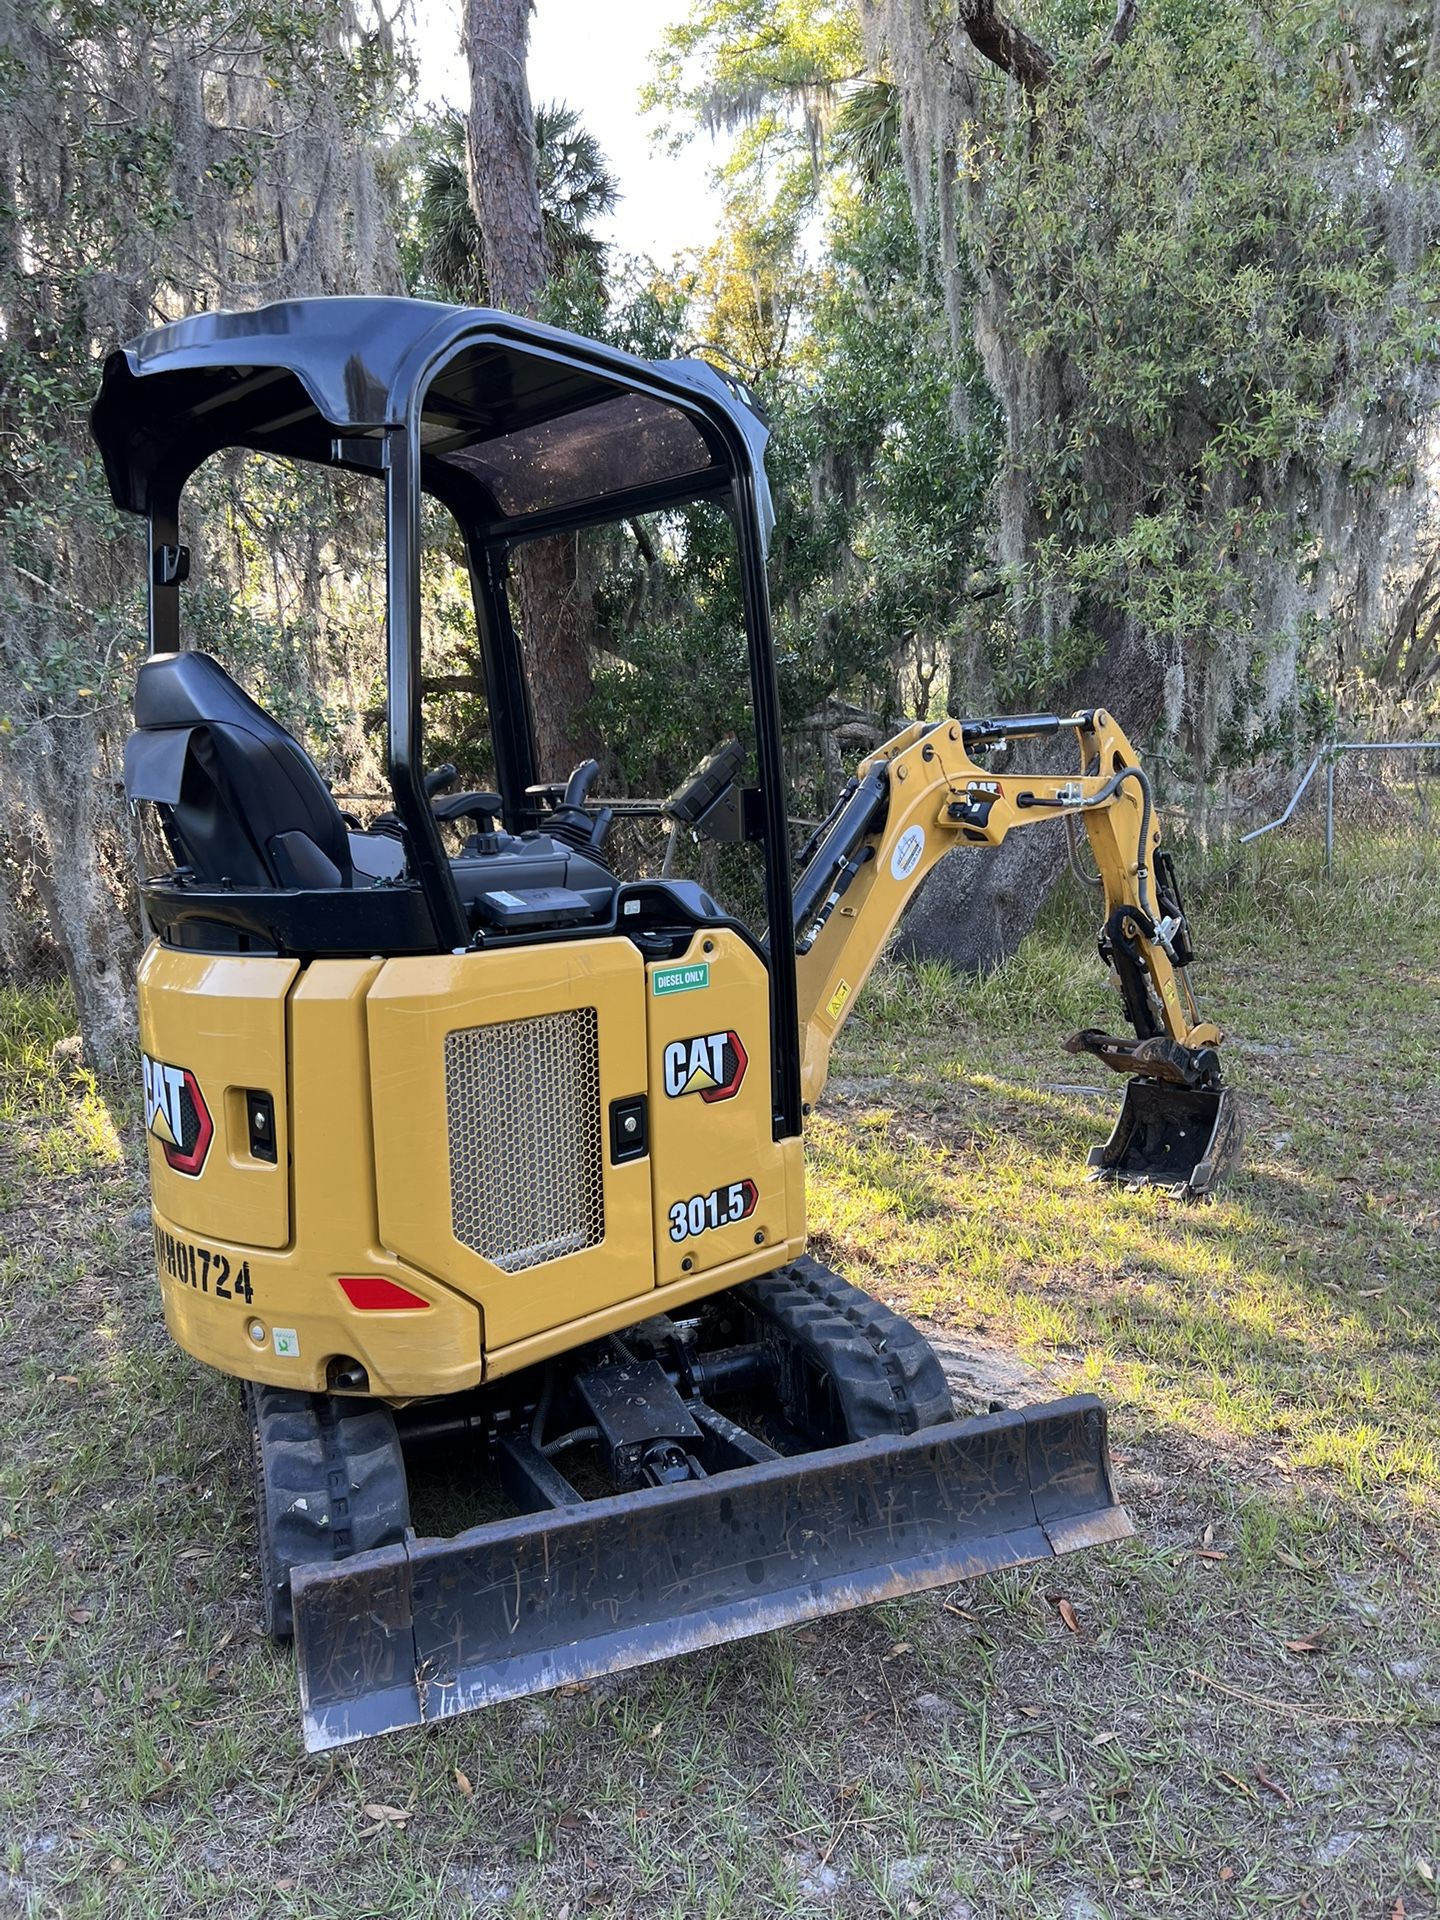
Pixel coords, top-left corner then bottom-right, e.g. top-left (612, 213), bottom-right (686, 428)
top-left (1, 840), bottom-right (1437, 1920)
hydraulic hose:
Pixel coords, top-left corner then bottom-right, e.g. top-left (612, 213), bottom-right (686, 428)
top-left (1020, 762), bottom-right (1157, 927)
top-left (1107, 765), bottom-right (1157, 928)
top-left (1064, 812), bottom-right (1104, 891)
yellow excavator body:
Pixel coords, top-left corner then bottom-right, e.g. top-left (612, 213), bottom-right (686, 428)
top-left (138, 701), bottom-right (1232, 1406)
top-left (141, 930), bottom-right (803, 1398)
top-left (96, 295), bottom-right (1241, 1750)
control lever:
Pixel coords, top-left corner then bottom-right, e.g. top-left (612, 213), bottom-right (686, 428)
top-left (373, 765), bottom-right (486, 839)
top-left (547, 759), bottom-right (613, 858)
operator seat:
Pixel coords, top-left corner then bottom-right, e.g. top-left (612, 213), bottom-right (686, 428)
top-left (123, 652), bottom-right (619, 929)
top-left (125, 650), bottom-right (357, 889)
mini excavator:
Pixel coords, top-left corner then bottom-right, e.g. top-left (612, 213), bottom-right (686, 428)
top-left (91, 298), bottom-right (1242, 1750)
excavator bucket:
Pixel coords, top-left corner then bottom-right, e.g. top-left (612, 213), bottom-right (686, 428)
top-left (1088, 1078), bottom-right (1243, 1198)
top-left (291, 1394), bottom-right (1131, 1751)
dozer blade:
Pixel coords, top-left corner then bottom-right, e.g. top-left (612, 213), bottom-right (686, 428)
top-left (1088, 1077), bottom-right (1243, 1198)
top-left (292, 1394), bottom-right (1131, 1751)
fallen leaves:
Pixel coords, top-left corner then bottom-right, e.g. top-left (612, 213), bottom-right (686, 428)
top-left (1054, 1597), bottom-right (1082, 1635)
top-left (1283, 1629), bottom-right (1332, 1655)
top-left (139, 1755), bottom-right (187, 1803)
top-left (453, 1768), bottom-right (473, 1798)
top-left (1210, 1762), bottom-right (1294, 1808)
top-left (359, 1802), bottom-right (413, 1837)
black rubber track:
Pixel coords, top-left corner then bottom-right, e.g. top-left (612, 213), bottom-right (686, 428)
top-left (740, 1255), bottom-right (953, 1444)
top-left (246, 1384), bottom-right (410, 1642)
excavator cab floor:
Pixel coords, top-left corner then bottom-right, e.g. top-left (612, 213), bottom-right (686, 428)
top-left (1089, 1078), bottom-right (1243, 1198)
top-left (292, 1394), bottom-right (1131, 1750)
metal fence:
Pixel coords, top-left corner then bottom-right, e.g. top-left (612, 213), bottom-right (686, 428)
top-left (1240, 741), bottom-right (1440, 874)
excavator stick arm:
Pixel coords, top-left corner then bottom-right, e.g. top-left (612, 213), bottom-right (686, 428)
top-left (791, 707), bottom-right (1242, 1196)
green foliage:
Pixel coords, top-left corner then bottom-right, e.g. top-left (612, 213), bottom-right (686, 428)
top-left (0, 0), bottom-right (405, 743)
top-left (646, 0), bottom-right (864, 149)
top-left (588, 503), bottom-right (754, 792)
top-left (862, 0), bottom-right (1440, 763)
top-left (994, 6), bottom-right (1438, 679)
top-left (0, 0), bottom-right (407, 1052)
top-left (660, 0), bottom-right (1440, 769)
top-left (770, 169), bottom-right (999, 731)
top-left (640, 3), bottom-right (1002, 802)
top-left (404, 103), bottom-right (619, 305)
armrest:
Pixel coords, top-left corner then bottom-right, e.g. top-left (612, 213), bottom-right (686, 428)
top-left (432, 790), bottom-right (504, 831)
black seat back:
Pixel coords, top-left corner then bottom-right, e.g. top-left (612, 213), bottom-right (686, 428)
top-left (124, 651), bottom-right (353, 889)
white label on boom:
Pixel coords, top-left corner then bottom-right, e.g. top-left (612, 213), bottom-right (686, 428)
top-left (890, 824), bottom-right (925, 881)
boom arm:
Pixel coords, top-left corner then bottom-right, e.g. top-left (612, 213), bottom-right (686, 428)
top-left (790, 709), bottom-right (1235, 1191)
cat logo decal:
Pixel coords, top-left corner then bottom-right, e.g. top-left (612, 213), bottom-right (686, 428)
top-left (662, 1030), bottom-right (747, 1103)
top-left (141, 1052), bottom-right (213, 1176)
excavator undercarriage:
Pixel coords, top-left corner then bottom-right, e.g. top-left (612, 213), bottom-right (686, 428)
top-left (284, 1263), bottom-right (1127, 1749)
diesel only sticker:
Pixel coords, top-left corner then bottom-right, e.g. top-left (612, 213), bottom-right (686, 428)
top-left (668, 1179), bottom-right (758, 1243)
top-left (662, 1030), bottom-right (748, 1102)
top-left (652, 961), bottom-right (710, 996)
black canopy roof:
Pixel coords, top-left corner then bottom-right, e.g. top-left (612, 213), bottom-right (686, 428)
top-left (90, 296), bottom-right (773, 542)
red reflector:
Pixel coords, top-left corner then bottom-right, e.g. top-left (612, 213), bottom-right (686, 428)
top-left (338, 1276), bottom-right (430, 1311)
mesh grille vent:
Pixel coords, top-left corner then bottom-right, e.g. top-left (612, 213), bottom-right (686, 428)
top-left (445, 1008), bottom-right (604, 1272)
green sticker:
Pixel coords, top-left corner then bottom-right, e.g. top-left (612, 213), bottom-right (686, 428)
top-left (653, 961), bottom-right (711, 997)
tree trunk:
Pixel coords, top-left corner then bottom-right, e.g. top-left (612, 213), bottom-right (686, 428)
top-left (514, 532), bottom-right (597, 773)
top-left (462, 0), bottom-right (548, 313)
top-left (8, 749), bottom-right (139, 1071)
top-left (462, 0), bottom-right (596, 769)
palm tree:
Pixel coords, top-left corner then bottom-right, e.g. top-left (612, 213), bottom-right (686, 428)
top-left (533, 102), bottom-right (619, 276)
top-left (408, 105), bottom-right (619, 306)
